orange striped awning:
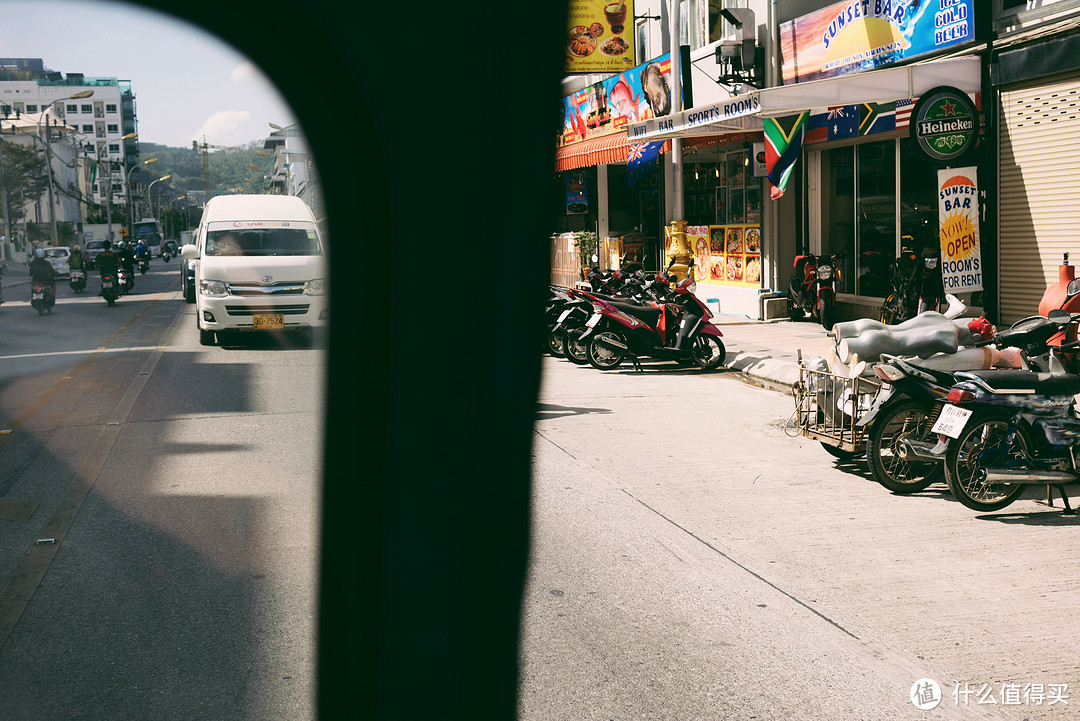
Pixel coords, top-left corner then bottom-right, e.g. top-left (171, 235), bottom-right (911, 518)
top-left (555, 135), bottom-right (669, 172)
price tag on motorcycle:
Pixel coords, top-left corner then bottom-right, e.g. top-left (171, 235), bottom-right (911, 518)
top-left (931, 404), bottom-right (973, 439)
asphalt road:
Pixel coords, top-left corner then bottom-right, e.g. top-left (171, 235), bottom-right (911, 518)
top-left (523, 354), bottom-right (1080, 720)
top-left (0, 260), bottom-right (322, 721)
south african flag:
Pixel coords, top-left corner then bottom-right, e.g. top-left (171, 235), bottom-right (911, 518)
top-left (764, 113), bottom-right (808, 200)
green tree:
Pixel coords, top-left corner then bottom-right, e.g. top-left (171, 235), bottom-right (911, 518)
top-left (1, 141), bottom-right (49, 227)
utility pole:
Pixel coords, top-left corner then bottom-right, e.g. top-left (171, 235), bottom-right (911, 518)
top-left (0, 130), bottom-right (12, 260)
top-left (45, 116), bottom-right (59, 246)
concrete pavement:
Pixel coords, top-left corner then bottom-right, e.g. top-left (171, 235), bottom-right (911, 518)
top-left (713, 314), bottom-right (835, 390)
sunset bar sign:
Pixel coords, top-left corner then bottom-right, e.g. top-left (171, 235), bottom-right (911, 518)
top-left (938, 167), bottom-right (982, 293)
top-left (779, 0), bottom-right (975, 84)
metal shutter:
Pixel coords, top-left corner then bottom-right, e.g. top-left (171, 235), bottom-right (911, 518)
top-left (998, 76), bottom-right (1080, 323)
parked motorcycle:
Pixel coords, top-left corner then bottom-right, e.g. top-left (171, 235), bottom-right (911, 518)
top-left (788, 253), bottom-right (840, 330)
top-left (100, 272), bottom-right (120, 306)
top-left (860, 314), bottom-right (1063, 494)
top-left (69, 268), bottom-right (87, 293)
top-left (878, 249), bottom-right (920, 325)
top-left (915, 244), bottom-right (946, 315)
top-left (937, 309), bottom-right (1080, 512)
top-left (579, 262), bottom-right (726, 371)
top-left (30, 282), bottom-right (55, 315)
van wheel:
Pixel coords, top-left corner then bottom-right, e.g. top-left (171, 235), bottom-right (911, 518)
top-left (199, 328), bottom-right (216, 346)
top-left (184, 282), bottom-right (195, 303)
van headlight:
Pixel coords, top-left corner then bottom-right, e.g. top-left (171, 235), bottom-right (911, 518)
top-left (199, 279), bottom-right (229, 297)
top-left (303, 278), bottom-right (329, 296)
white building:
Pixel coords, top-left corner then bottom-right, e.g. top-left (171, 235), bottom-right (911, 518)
top-left (0, 62), bottom-right (138, 241)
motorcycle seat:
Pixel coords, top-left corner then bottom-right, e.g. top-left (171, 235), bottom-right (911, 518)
top-left (960, 369), bottom-right (1080, 396)
top-left (610, 301), bottom-right (662, 328)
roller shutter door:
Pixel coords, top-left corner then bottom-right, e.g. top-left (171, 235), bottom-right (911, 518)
top-left (998, 75), bottom-right (1080, 323)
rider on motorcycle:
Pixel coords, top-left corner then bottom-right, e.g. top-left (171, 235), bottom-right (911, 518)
top-left (135, 240), bottom-right (150, 263)
top-left (69, 245), bottom-right (86, 273)
top-left (29, 248), bottom-right (57, 299)
top-left (116, 240), bottom-right (135, 286)
top-left (95, 239), bottom-right (120, 289)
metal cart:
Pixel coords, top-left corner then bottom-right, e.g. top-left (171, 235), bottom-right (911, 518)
top-left (791, 350), bottom-right (882, 456)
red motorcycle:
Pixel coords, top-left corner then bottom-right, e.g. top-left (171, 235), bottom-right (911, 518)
top-left (788, 253), bottom-right (839, 330)
top-left (578, 262), bottom-right (726, 371)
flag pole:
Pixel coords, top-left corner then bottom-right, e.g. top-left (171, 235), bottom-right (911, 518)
top-left (669, 0), bottom-right (683, 223)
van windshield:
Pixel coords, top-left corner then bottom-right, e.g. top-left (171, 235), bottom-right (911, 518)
top-left (204, 228), bottom-right (321, 257)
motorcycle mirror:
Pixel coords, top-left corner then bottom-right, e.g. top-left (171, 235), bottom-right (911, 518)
top-left (591, 254), bottom-right (598, 263)
top-left (1047, 308), bottom-right (1071, 323)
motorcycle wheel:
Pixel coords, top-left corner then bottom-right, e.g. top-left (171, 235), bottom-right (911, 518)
top-left (185, 283), bottom-right (195, 304)
top-left (106, 298), bottom-right (115, 306)
top-left (546, 328), bottom-right (566, 357)
top-left (879, 294), bottom-right (898, 325)
top-left (818, 296), bottom-right (835, 331)
top-left (787, 298), bottom-right (803, 322)
top-left (586, 331), bottom-right (625, 370)
top-left (866, 399), bottom-right (943, 494)
top-left (563, 327), bottom-right (590, 365)
top-left (944, 415), bottom-right (1030, 511)
top-left (690, 335), bottom-right (726, 370)
top-left (35, 304), bottom-right (43, 316)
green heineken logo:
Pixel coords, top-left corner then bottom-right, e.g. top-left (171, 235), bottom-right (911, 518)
top-left (911, 86), bottom-right (979, 164)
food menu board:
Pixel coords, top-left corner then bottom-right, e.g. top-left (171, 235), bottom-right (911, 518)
top-left (565, 0), bottom-right (636, 74)
top-left (705, 225), bottom-right (761, 287)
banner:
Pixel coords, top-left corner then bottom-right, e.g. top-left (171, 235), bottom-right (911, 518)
top-left (937, 166), bottom-right (982, 293)
top-left (566, 170), bottom-right (589, 215)
top-left (764, 113), bottom-right (808, 200)
top-left (779, 0), bottom-right (975, 85)
top-left (565, 0), bottom-right (636, 74)
top-left (559, 53), bottom-right (674, 148)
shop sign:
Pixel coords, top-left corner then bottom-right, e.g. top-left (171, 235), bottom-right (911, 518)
top-left (687, 225), bottom-right (762, 286)
top-left (559, 53), bottom-right (677, 148)
top-left (628, 91), bottom-right (759, 142)
top-left (779, 0), bottom-right (975, 84)
top-left (937, 166), bottom-right (982, 293)
top-left (911, 86), bottom-right (979, 164)
top-left (566, 170), bottom-right (589, 215)
top-left (565, 0), bottom-right (636, 74)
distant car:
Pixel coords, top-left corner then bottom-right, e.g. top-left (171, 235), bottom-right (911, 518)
top-left (30, 246), bottom-right (72, 278)
top-left (84, 240), bottom-right (109, 269)
top-left (181, 256), bottom-right (196, 303)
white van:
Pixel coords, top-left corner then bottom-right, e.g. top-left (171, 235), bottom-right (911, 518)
top-left (181, 194), bottom-right (328, 346)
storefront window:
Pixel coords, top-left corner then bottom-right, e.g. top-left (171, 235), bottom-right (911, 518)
top-left (817, 138), bottom-right (936, 297)
top-left (856, 141), bottom-right (896, 297)
top-left (682, 145), bottom-right (759, 226)
top-left (821, 147), bottom-right (855, 293)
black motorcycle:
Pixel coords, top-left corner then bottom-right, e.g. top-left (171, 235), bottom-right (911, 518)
top-left (138, 256), bottom-right (150, 275)
top-left (788, 253), bottom-right (840, 330)
top-left (938, 310), bottom-right (1080, 512)
top-left (69, 268), bottom-right (87, 293)
top-left (30, 282), bottom-right (55, 315)
top-left (860, 315), bottom-right (1067, 494)
top-left (100, 272), bottom-right (120, 306)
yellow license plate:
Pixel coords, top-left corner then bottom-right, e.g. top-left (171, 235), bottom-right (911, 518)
top-left (253, 313), bottom-right (285, 330)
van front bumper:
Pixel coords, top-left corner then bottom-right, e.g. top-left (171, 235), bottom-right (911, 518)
top-left (198, 295), bottom-right (329, 331)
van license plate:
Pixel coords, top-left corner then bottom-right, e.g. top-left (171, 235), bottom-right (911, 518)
top-left (254, 313), bottom-right (285, 330)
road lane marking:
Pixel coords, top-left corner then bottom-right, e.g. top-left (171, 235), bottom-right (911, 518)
top-left (0, 296), bottom-right (186, 653)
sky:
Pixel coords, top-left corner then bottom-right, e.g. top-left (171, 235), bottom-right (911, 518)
top-left (0, 0), bottom-right (299, 149)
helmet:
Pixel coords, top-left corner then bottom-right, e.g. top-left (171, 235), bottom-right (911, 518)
top-left (72, 246), bottom-right (81, 253)
top-left (117, 241), bottom-right (127, 249)
top-left (34, 248), bottom-right (45, 259)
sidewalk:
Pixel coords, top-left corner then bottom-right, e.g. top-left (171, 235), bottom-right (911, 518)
top-left (712, 314), bottom-right (836, 390)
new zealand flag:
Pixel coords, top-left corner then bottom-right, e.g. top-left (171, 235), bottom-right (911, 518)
top-left (627, 141), bottom-right (665, 187)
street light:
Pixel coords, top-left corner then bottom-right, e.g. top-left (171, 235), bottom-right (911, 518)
top-left (128, 157), bottom-right (158, 233)
top-left (36, 90), bottom-right (94, 246)
top-left (147, 174), bottom-right (171, 218)
top-left (94, 130), bottom-right (138, 243)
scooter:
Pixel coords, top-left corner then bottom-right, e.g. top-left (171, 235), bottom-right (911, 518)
top-left (579, 261), bottom-right (726, 371)
top-left (936, 309), bottom-right (1080, 513)
top-left (100, 272), bottom-right (120, 306)
top-left (788, 253), bottom-right (840, 330)
top-left (31, 282), bottom-right (55, 315)
top-left (117, 266), bottom-right (134, 294)
top-left (69, 268), bottom-right (87, 293)
top-left (859, 314), bottom-right (1064, 494)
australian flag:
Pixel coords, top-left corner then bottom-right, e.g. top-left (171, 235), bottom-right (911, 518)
top-left (627, 141), bottom-right (665, 187)
top-left (827, 105), bottom-right (859, 141)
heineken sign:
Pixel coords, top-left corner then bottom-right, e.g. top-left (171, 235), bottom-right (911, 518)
top-left (911, 86), bottom-right (979, 164)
